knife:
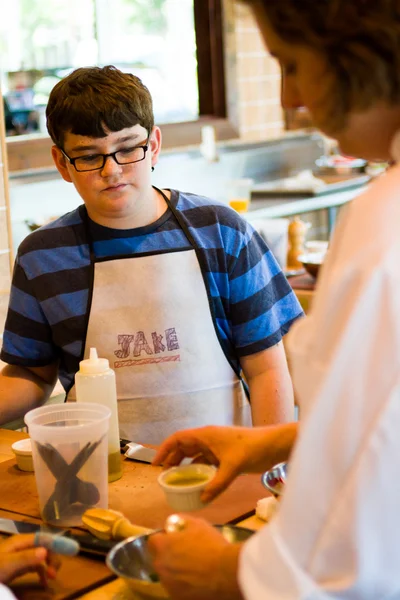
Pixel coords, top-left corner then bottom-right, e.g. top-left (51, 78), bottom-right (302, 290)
top-left (0, 517), bottom-right (116, 558)
top-left (120, 438), bottom-right (192, 465)
top-left (122, 441), bottom-right (157, 463)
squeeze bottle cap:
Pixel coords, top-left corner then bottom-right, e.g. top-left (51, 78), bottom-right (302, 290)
top-left (79, 347), bottom-right (109, 375)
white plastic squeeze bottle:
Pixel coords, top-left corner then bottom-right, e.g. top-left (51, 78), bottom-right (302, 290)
top-left (75, 348), bottom-right (122, 482)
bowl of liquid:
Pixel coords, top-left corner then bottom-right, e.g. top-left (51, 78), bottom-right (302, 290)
top-left (158, 463), bottom-right (217, 511)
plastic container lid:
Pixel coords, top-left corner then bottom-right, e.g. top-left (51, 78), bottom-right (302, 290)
top-left (79, 347), bottom-right (109, 375)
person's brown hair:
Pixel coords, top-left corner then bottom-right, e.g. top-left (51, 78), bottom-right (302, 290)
top-left (241, 0), bottom-right (400, 131)
top-left (46, 65), bottom-right (154, 147)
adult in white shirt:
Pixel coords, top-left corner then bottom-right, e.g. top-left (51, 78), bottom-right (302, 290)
top-left (148, 0), bottom-right (400, 598)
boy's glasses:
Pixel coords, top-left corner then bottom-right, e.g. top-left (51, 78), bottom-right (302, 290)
top-left (60, 139), bottom-right (149, 172)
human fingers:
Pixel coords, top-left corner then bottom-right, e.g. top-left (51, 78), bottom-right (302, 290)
top-left (0, 533), bottom-right (37, 553)
top-left (38, 561), bottom-right (49, 588)
top-left (161, 445), bottom-right (218, 469)
top-left (148, 516), bottom-right (230, 600)
top-left (153, 431), bottom-right (217, 467)
top-left (152, 434), bottom-right (183, 466)
top-left (45, 550), bottom-right (62, 579)
top-left (154, 446), bottom-right (186, 467)
top-left (0, 547), bottom-right (48, 584)
top-left (148, 515), bottom-right (217, 555)
top-left (0, 532), bottom-right (77, 557)
top-left (0, 533), bottom-right (67, 584)
top-left (190, 452), bottom-right (217, 465)
top-left (201, 462), bottom-right (240, 503)
top-left (36, 549), bottom-right (61, 586)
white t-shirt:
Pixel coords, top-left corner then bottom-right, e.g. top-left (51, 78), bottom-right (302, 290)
top-left (0, 584), bottom-right (17, 600)
top-left (240, 136), bottom-right (400, 598)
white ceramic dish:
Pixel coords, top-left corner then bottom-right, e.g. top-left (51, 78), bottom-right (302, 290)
top-left (11, 438), bottom-right (34, 472)
top-left (158, 464), bottom-right (216, 511)
top-left (304, 240), bottom-right (329, 254)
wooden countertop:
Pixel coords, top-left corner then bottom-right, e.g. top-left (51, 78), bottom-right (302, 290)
top-left (246, 183), bottom-right (368, 221)
top-left (0, 428), bottom-right (27, 462)
top-left (0, 429), bottom-right (267, 599)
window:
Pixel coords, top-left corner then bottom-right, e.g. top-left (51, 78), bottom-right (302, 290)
top-left (0, 0), bottom-right (234, 146)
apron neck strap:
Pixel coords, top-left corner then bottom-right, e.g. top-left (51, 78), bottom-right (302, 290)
top-left (153, 186), bottom-right (200, 250)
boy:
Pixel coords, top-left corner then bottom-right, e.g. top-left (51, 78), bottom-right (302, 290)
top-left (0, 66), bottom-right (302, 444)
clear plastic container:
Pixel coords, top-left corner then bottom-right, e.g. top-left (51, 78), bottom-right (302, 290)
top-left (25, 402), bottom-right (110, 527)
top-left (75, 348), bottom-right (122, 482)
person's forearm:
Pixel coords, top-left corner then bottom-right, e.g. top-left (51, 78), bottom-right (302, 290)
top-left (0, 365), bottom-right (55, 425)
top-left (248, 369), bottom-right (295, 426)
top-left (240, 342), bottom-right (295, 426)
top-left (243, 421), bottom-right (298, 474)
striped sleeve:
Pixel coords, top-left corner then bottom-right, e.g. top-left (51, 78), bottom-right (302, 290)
top-left (174, 191), bottom-right (304, 358)
top-left (1, 208), bottom-right (89, 374)
top-left (228, 224), bottom-right (303, 356)
top-left (1, 255), bottom-right (57, 366)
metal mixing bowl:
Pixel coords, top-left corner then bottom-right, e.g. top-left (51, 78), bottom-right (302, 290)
top-left (106, 524), bottom-right (254, 599)
top-left (261, 462), bottom-right (288, 497)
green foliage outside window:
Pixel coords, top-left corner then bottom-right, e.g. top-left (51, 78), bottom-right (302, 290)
top-left (122, 0), bottom-right (168, 34)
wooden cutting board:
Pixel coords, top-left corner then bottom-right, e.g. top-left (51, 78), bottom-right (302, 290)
top-left (0, 428), bottom-right (27, 462)
top-left (0, 454), bottom-right (265, 529)
top-left (0, 431), bottom-right (267, 599)
top-left (9, 553), bottom-right (113, 600)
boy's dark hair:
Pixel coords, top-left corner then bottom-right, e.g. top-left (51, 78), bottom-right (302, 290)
top-left (46, 65), bottom-right (154, 148)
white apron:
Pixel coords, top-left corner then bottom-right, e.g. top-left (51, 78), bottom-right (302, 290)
top-left (69, 191), bottom-right (250, 444)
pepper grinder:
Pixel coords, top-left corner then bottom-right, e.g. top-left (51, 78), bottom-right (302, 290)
top-left (287, 217), bottom-right (310, 269)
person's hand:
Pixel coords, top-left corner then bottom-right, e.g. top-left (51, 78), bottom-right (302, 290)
top-left (153, 425), bottom-right (269, 502)
top-left (153, 423), bottom-right (298, 502)
top-left (0, 534), bottom-right (61, 586)
top-left (148, 515), bottom-right (243, 600)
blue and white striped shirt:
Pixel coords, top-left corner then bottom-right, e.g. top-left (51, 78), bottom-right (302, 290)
top-left (1, 190), bottom-right (303, 391)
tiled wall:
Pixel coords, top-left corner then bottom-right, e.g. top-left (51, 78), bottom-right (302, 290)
top-left (0, 89), bottom-right (12, 334)
top-left (233, 1), bottom-right (285, 141)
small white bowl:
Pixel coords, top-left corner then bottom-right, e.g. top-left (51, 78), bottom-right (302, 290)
top-left (158, 464), bottom-right (216, 511)
top-left (11, 438), bottom-right (34, 472)
top-left (304, 240), bottom-right (329, 255)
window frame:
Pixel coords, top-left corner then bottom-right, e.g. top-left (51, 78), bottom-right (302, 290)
top-left (151, 0), bottom-right (238, 148)
top-left (160, 0), bottom-right (239, 148)
top-left (5, 0), bottom-right (238, 170)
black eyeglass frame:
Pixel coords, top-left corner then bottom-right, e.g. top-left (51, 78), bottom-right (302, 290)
top-left (60, 138), bottom-right (150, 172)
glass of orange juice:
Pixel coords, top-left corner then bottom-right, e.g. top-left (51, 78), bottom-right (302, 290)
top-left (227, 178), bottom-right (253, 213)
